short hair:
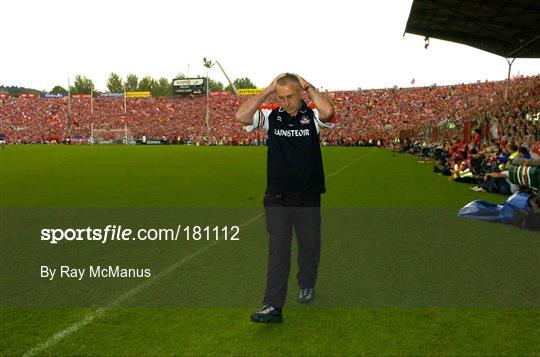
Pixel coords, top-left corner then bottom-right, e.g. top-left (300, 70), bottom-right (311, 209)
top-left (518, 146), bottom-right (529, 155)
top-left (276, 73), bottom-right (301, 88)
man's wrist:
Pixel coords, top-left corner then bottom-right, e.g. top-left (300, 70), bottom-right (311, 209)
top-left (302, 82), bottom-right (314, 92)
top-left (263, 86), bottom-right (274, 96)
top-left (261, 87), bottom-right (273, 99)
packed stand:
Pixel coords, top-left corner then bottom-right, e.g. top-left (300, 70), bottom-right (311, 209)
top-left (0, 75), bottom-right (538, 149)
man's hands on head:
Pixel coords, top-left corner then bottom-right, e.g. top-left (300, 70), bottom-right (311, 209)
top-left (266, 73), bottom-right (288, 94)
top-left (293, 74), bottom-right (309, 90)
top-left (236, 73), bottom-right (286, 125)
top-left (267, 73), bottom-right (308, 93)
top-left (236, 72), bottom-right (334, 124)
top-left (290, 74), bottom-right (335, 121)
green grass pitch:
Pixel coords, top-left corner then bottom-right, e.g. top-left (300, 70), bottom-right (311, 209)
top-left (1, 145), bottom-right (538, 356)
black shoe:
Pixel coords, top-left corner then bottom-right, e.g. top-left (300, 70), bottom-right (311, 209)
top-left (250, 303), bottom-right (283, 323)
top-left (297, 287), bottom-right (315, 304)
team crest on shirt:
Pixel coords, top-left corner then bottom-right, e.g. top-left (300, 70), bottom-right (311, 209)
top-left (300, 116), bottom-right (310, 125)
top-left (277, 116), bottom-right (282, 122)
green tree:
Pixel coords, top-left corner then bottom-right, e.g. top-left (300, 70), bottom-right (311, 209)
top-left (208, 78), bottom-right (224, 91)
top-left (51, 85), bottom-right (67, 94)
top-left (138, 76), bottom-right (156, 92)
top-left (225, 77), bottom-right (256, 93)
top-left (70, 75), bottom-right (94, 94)
top-left (152, 77), bottom-right (172, 97)
top-left (125, 73), bottom-right (139, 92)
top-left (106, 72), bottom-right (124, 93)
top-left (174, 73), bottom-right (187, 79)
top-left (0, 85), bottom-right (41, 96)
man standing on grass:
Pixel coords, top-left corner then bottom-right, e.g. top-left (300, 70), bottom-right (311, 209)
top-left (236, 73), bottom-right (335, 323)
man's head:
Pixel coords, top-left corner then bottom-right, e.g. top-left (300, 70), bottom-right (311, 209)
top-left (507, 143), bottom-right (518, 152)
top-left (275, 73), bottom-right (303, 115)
top-left (518, 146), bottom-right (529, 157)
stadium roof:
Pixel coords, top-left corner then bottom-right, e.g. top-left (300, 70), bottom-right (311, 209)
top-left (404, 0), bottom-right (540, 58)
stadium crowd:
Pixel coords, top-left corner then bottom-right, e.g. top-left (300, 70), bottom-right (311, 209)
top-left (389, 75), bottom-right (539, 198)
top-left (0, 75), bottom-right (538, 152)
top-left (1, 75), bottom-right (539, 206)
top-left (1, 75), bottom-right (538, 148)
top-left (1, 76), bottom-right (537, 147)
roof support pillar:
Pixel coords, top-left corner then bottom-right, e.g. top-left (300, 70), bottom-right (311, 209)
top-left (504, 57), bottom-right (515, 102)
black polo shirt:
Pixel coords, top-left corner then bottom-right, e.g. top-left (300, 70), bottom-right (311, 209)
top-left (246, 101), bottom-right (329, 194)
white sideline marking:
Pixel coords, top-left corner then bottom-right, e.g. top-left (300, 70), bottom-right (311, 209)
top-left (326, 152), bottom-right (372, 179)
top-left (23, 152), bottom-right (368, 357)
top-left (22, 243), bottom-right (215, 357)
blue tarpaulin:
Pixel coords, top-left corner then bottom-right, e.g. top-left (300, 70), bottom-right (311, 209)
top-left (458, 192), bottom-right (532, 224)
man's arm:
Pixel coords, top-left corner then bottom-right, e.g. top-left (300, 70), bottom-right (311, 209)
top-left (296, 75), bottom-right (335, 121)
top-left (235, 87), bottom-right (273, 125)
top-left (235, 74), bottom-right (284, 125)
top-left (484, 172), bottom-right (507, 181)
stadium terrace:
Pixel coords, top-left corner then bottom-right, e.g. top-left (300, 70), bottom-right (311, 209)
top-left (1, 75), bottom-right (538, 148)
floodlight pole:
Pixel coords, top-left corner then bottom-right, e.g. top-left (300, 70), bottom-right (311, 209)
top-left (215, 61), bottom-right (238, 96)
top-left (504, 57), bottom-right (515, 102)
top-left (67, 76), bottom-right (72, 144)
top-left (90, 83), bottom-right (94, 115)
top-left (203, 58), bottom-right (239, 96)
top-left (205, 71), bottom-right (210, 140)
top-left (203, 58), bottom-right (238, 144)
